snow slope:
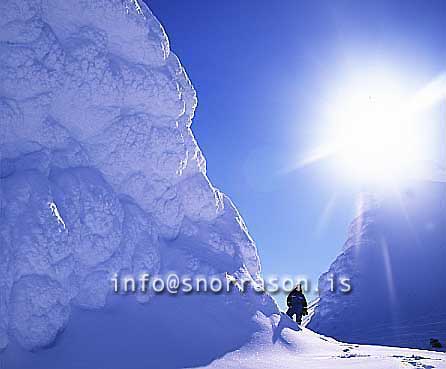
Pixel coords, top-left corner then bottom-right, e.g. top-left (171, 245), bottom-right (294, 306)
top-left (204, 313), bottom-right (446, 369)
top-left (309, 182), bottom-right (446, 350)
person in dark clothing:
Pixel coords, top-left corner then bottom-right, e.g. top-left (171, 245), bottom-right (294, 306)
top-left (286, 284), bottom-right (308, 324)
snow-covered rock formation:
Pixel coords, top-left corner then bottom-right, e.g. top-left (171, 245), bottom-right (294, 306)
top-left (0, 1), bottom-right (276, 367)
top-left (309, 182), bottom-right (446, 350)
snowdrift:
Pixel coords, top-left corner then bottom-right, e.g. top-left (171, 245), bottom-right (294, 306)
top-left (205, 312), bottom-right (446, 369)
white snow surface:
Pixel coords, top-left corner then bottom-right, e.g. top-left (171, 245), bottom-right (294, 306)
top-left (203, 313), bottom-right (446, 369)
top-left (1, 1), bottom-right (445, 368)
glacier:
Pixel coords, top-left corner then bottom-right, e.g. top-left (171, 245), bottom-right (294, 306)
top-left (0, 0), bottom-right (445, 368)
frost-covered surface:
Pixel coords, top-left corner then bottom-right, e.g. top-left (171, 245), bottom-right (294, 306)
top-left (309, 182), bottom-right (446, 350)
top-left (0, 0), bottom-right (271, 362)
top-left (203, 313), bottom-right (446, 369)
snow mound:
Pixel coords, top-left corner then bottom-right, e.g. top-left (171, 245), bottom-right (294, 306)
top-left (203, 313), bottom-right (446, 369)
top-left (309, 182), bottom-right (446, 350)
top-left (0, 0), bottom-right (275, 364)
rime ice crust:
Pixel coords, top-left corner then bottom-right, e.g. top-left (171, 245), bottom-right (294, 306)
top-left (0, 0), bottom-right (265, 351)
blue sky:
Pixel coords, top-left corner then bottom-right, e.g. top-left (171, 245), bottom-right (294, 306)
top-left (147, 0), bottom-right (445, 305)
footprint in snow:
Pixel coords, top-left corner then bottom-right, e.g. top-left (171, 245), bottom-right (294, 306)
top-left (399, 355), bottom-right (437, 369)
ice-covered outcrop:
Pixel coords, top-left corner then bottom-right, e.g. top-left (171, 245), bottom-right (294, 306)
top-left (0, 0), bottom-right (275, 363)
top-left (308, 182), bottom-right (446, 350)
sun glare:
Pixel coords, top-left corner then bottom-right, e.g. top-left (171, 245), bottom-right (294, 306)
top-left (330, 77), bottom-right (422, 181)
top-left (301, 69), bottom-right (445, 184)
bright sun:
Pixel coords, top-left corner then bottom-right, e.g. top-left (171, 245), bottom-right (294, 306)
top-left (331, 79), bottom-right (420, 180)
top-left (301, 69), bottom-right (445, 183)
